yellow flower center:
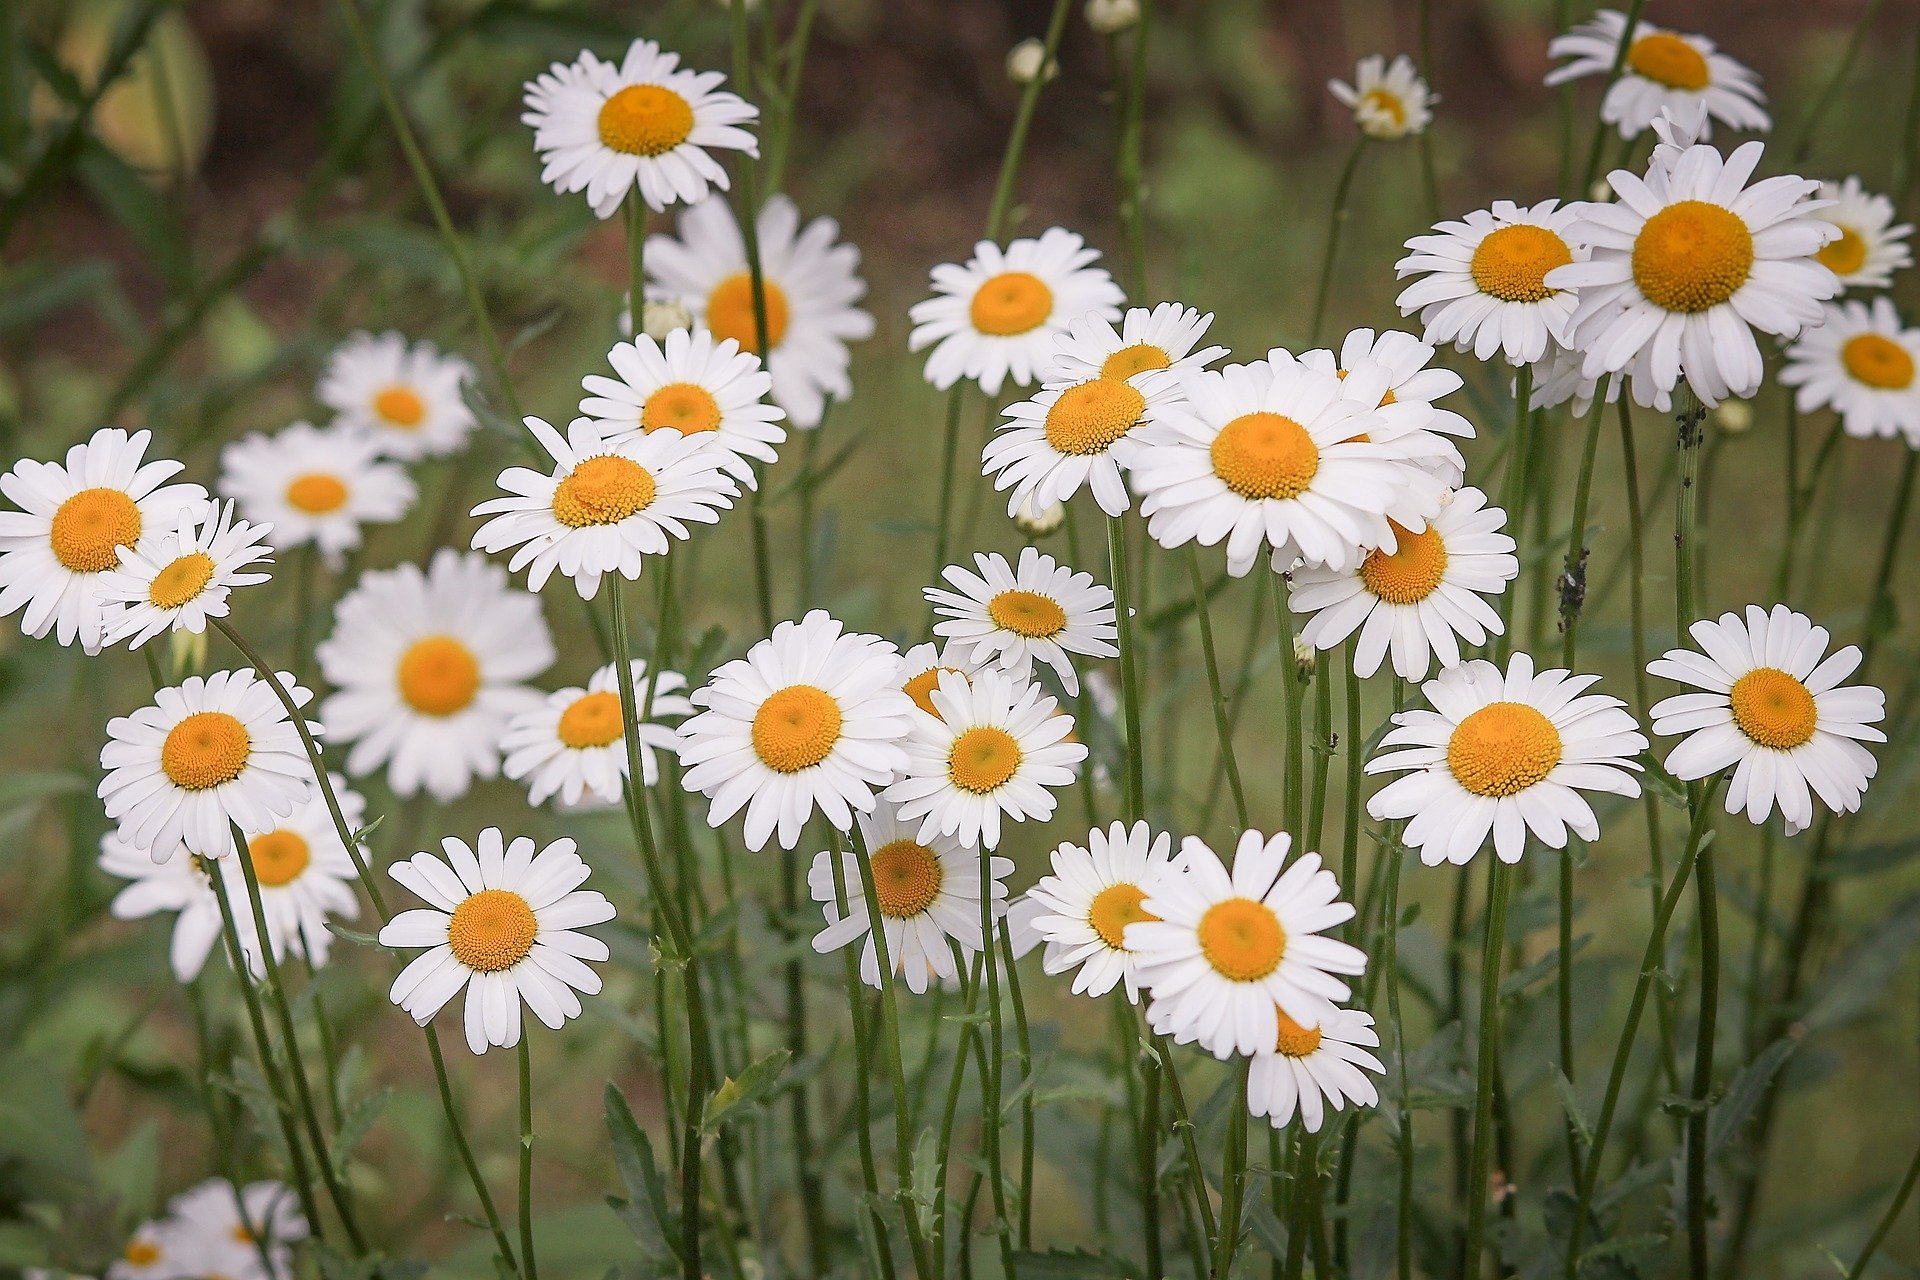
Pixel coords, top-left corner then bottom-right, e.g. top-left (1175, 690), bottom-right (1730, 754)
top-left (373, 385), bottom-right (426, 428)
top-left (596, 83), bottom-right (694, 156)
top-left (869, 838), bottom-right (944, 919)
top-left (969, 270), bottom-right (1054, 336)
top-left (557, 689), bottom-right (625, 748)
top-left (247, 829), bottom-right (311, 887)
top-left (1043, 378), bottom-right (1147, 455)
top-left (1632, 200), bottom-right (1754, 314)
top-left (1470, 224), bottom-right (1573, 303)
top-left (1816, 224), bottom-right (1868, 277)
top-left (1088, 881), bottom-right (1156, 950)
top-left (397, 635), bottom-right (482, 717)
top-left (50, 487), bottom-right (141, 573)
top-left (285, 473), bottom-right (349, 515)
top-left (706, 273), bottom-right (791, 353)
top-left (447, 889), bottom-right (538, 972)
top-left (1447, 702), bottom-right (1563, 797)
top-left (1627, 32), bottom-right (1710, 90)
top-left (986, 588), bottom-right (1068, 638)
top-left (125, 1240), bottom-right (162, 1266)
top-left (947, 726), bottom-right (1023, 794)
top-left (752, 685), bottom-right (842, 772)
top-left (1359, 520), bottom-right (1449, 604)
top-left (161, 711), bottom-right (252, 791)
top-left (1728, 667), bottom-right (1818, 750)
top-left (1274, 1008), bottom-right (1324, 1057)
top-left (1100, 342), bottom-right (1172, 380)
top-left (1841, 333), bottom-right (1916, 390)
top-left (551, 455), bottom-right (656, 527)
top-left (1210, 412), bottom-right (1319, 500)
top-left (148, 552), bottom-right (216, 609)
top-left (903, 666), bottom-right (965, 718)
top-left (1196, 896), bottom-right (1286, 982)
top-left (641, 381), bottom-right (724, 435)
top-left (1360, 88), bottom-right (1407, 125)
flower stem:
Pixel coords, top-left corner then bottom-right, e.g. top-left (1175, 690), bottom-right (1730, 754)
top-left (1109, 514), bottom-right (1148, 819)
top-left (1573, 0), bottom-right (1648, 196)
top-left (1495, 366), bottom-right (1535, 657)
top-left (826, 847), bottom-right (900, 1280)
top-left (974, 839), bottom-right (1015, 1279)
top-left (1212, 1056), bottom-right (1252, 1279)
top-left (1274, 577), bottom-right (1305, 833)
top-left (1308, 139), bottom-right (1368, 345)
top-left (1461, 858), bottom-right (1514, 1279)
top-left (999, 922), bottom-right (1036, 1250)
top-left (517, 1034), bottom-right (539, 1280)
top-left (1846, 1134), bottom-right (1920, 1279)
top-left (1187, 543), bottom-right (1248, 825)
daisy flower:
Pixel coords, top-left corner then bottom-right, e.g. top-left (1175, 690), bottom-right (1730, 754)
top-left (982, 363), bottom-right (1184, 517)
top-left (230, 778), bottom-right (367, 971)
top-left (470, 416), bottom-right (737, 598)
top-left (1395, 200), bottom-right (1585, 367)
top-left (317, 331), bottom-right (477, 460)
top-left (1528, 339), bottom-right (1673, 415)
top-left (98, 500), bottom-right (273, 649)
top-left (927, 548), bottom-right (1118, 695)
top-left (522, 38), bottom-right (758, 218)
top-left (316, 550), bottom-right (553, 802)
top-left (105, 1218), bottom-right (177, 1280)
top-left (1247, 1005), bottom-right (1384, 1134)
top-left (1546, 10), bottom-right (1767, 141)
top-left (579, 328), bottom-right (785, 488)
top-left (678, 611), bottom-right (914, 851)
top-left (1781, 297), bottom-right (1920, 445)
top-left (908, 228), bottom-right (1124, 395)
top-left (1128, 829), bottom-right (1366, 1059)
top-left (1298, 327), bottom-right (1475, 481)
top-left (898, 639), bottom-right (987, 718)
top-left (1649, 604), bottom-right (1885, 833)
top-left (1048, 303), bottom-right (1228, 385)
top-left (218, 422), bottom-right (415, 566)
top-left (1329, 54), bottom-right (1432, 140)
top-left (166, 1178), bottom-right (306, 1279)
top-left (1812, 177), bottom-right (1913, 291)
top-left (502, 659), bottom-right (692, 807)
top-left (101, 832), bottom-right (224, 981)
top-left (1366, 653), bottom-right (1648, 866)
top-left (1024, 819), bottom-right (1174, 1000)
top-left (0, 426), bottom-right (205, 653)
top-left (380, 830), bottom-right (616, 1054)
top-left (644, 194), bottom-right (875, 427)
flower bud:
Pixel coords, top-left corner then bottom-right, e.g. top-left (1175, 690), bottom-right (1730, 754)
top-left (1714, 399), bottom-right (1753, 434)
top-left (642, 299), bottom-right (694, 341)
top-left (1085, 0), bottom-right (1141, 34)
top-left (1014, 499), bottom-right (1066, 537)
top-left (1006, 38), bottom-right (1058, 86)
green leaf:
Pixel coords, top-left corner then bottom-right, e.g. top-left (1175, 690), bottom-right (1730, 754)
top-left (332, 1086), bottom-right (392, 1176)
top-left (1802, 893), bottom-right (1920, 1033)
top-left (1553, 1070), bottom-right (1594, 1154)
top-left (1708, 1038), bottom-right (1794, 1155)
top-left (701, 1048), bottom-right (792, 1133)
top-left (604, 1084), bottom-right (678, 1269)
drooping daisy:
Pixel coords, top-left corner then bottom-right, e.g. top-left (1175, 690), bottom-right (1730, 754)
top-left (101, 832), bottom-right (224, 981)
top-left (1781, 297), bottom-right (1920, 446)
top-left (0, 427), bottom-right (205, 653)
top-left (927, 548), bottom-right (1118, 695)
top-left (469, 416), bottom-right (737, 598)
top-left (886, 667), bottom-right (1087, 850)
top-left (98, 501), bottom-right (273, 649)
top-left (1024, 820), bottom-right (1174, 1000)
top-left (678, 611), bottom-right (913, 851)
top-left (1329, 54), bottom-right (1432, 140)
top-left (1298, 327), bottom-right (1476, 481)
top-left (579, 328), bottom-right (785, 488)
top-left (380, 830), bottom-right (616, 1054)
top-left (1812, 177), bottom-right (1913, 291)
top-left (897, 639), bottom-right (987, 718)
top-left (1546, 10), bottom-right (1768, 141)
top-left (1048, 303), bottom-right (1228, 385)
top-left (1649, 604), bottom-right (1885, 833)
top-left (317, 331), bottom-right (477, 460)
top-left (644, 194), bottom-right (875, 427)
top-left (1366, 653), bottom-right (1648, 866)
top-left (502, 659), bottom-right (692, 807)
top-left (1128, 829), bottom-right (1366, 1060)
top-left (1247, 1005), bottom-right (1384, 1134)
top-left (218, 422), bottom-right (415, 565)
top-left (908, 228), bottom-right (1124, 395)
top-left (982, 363), bottom-right (1184, 517)
top-left (1395, 200), bottom-right (1585, 367)
top-left (522, 38), bottom-right (758, 218)
top-left (316, 550), bottom-right (553, 802)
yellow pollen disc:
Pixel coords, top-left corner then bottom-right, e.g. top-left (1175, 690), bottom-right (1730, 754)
top-left (986, 588), bottom-right (1068, 638)
top-left (1196, 897), bottom-right (1286, 982)
top-left (1632, 200), bottom-right (1754, 314)
top-left (148, 552), bottom-right (216, 609)
top-left (1043, 378), bottom-right (1147, 455)
top-left (641, 381), bottom-right (724, 435)
top-left (552, 454), bottom-right (656, 527)
top-left (447, 889), bottom-right (538, 973)
top-left (125, 1240), bottom-right (162, 1266)
top-left (161, 711), bottom-right (252, 791)
top-left (596, 83), bottom-right (694, 156)
top-left (373, 385), bottom-right (426, 428)
top-left (247, 829), bottom-right (311, 888)
top-left (1816, 224), bottom-right (1868, 277)
top-left (869, 838), bottom-right (944, 918)
top-left (1100, 342), bottom-right (1172, 380)
top-left (1210, 412), bottom-right (1320, 500)
top-left (1729, 667), bottom-right (1818, 750)
top-left (947, 726), bottom-right (1023, 794)
top-left (397, 635), bottom-right (482, 716)
top-left (706, 273), bottom-right (791, 353)
top-left (1470, 224), bottom-right (1573, 303)
top-left (1274, 1008), bottom-right (1323, 1057)
top-left (969, 271), bottom-right (1054, 336)
top-left (1447, 702), bottom-right (1563, 797)
top-left (1359, 521), bottom-right (1449, 604)
top-left (231, 1226), bottom-right (253, 1244)
top-left (285, 473), bottom-right (349, 515)
top-left (1841, 333), bottom-right (1916, 390)
top-left (557, 689), bottom-right (625, 749)
top-left (1088, 882), bottom-right (1156, 950)
top-left (1360, 88), bottom-right (1407, 125)
top-left (1627, 32), bottom-right (1710, 90)
top-left (752, 685), bottom-right (842, 772)
top-left (50, 487), bottom-right (141, 573)
top-left (903, 667), bottom-right (964, 718)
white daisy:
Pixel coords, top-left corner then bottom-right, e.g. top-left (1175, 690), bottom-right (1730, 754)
top-left (1649, 604), bottom-right (1885, 833)
top-left (1395, 200), bottom-right (1585, 367)
top-left (218, 422), bottom-right (415, 566)
top-left (1329, 54), bottom-right (1433, 140)
top-left (927, 547), bottom-right (1118, 695)
top-left (897, 639), bottom-right (988, 718)
top-left (1366, 653), bottom-right (1648, 866)
top-left (1546, 10), bottom-right (1768, 141)
top-left (1128, 829), bottom-right (1367, 1060)
top-left (1247, 1005), bottom-right (1384, 1134)
top-left (982, 363), bottom-right (1185, 517)
top-left (317, 331), bottom-right (477, 460)
top-left (1024, 819), bottom-right (1174, 1000)
top-left (104, 1218), bottom-right (175, 1280)
top-left (644, 193), bottom-right (875, 427)
top-left (1781, 297), bottom-right (1920, 446)
top-left (522, 38), bottom-right (758, 218)
top-left (0, 426), bottom-right (205, 653)
top-left (1528, 338), bottom-right (1673, 415)
top-left (101, 833), bottom-right (224, 981)
top-left (580, 328), bottom-right (785, 488)
top-left (1047, 303), bottom-right (1228, 385)
top-left (677, 611), bottom-right (913, 851)
top-left (908, 228), bottom-right (1124, 395)
top-left (1298, 327), bottom-right (1476, 483)
top-left (1812, 177), bottom-right (1913, 291)
top-left (380, 830), bottom-right (616, 1054)
top-left (166, 1178), bottom-right (306, 1280)
top-left (316, 549), bottom-right (553, 802)
top-left (502, 659), bottom-right (692, 807)
top-left (98, 500), bottom-right (273, 649)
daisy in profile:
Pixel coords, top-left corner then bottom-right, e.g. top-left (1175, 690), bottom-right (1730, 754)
top-left (99, 669), bottom-right (316, 861)
top-left (1024, 820), bottom-right (1174, 1000)
top-left (0, 426), bottom-right (205, 652)
top-left (219, 422), bottom-right (415, 565)
top-left (1299, 328), bottom-right (1475, 478)
top-left (165, 1179), bottom-right (305, 1277)
top-left (316, 550), bottom-right (553, 802)
top-left (502, 659), bottom-right (692, 807)
top-left (1813, 177), bottom-right (1913, 291)
top-left (982, 362), bottom-right (1184, 517)
top-left (1547, 11), bottom-right (1767, 140)
top-left (1329, 55), bottom-right (1432, 140)
top-left (580, 328), bottom-right (785, 488)
top-left (807, 802), bottom-right (1005, 995)
top-left (1247, 1005), bottom-right (1383, 1134)
top-left (381, 830), bottom-right (615, 1054)
top-left (98, 501), bottom-right (273, 649)
top-left (927, 548), bottom-right (1118, 695)
top-left (908, 228), bottom-right (1124, 395)
top-left (1395, 200), bottom-right (1584, 367)
top-left (886, 667), bottom-right (1086, 850)
top-left (644, 194), bottom-right (875, 427)
top-left (1048, 303), bottom-right (1228, 385)
top-left (1366, 653), bottom-right (1647, 865)
top-left (678, 611), bottom-right (913, 850)
top-left (318, 331), bottom-right (477, 460)
top-left (1781, 298), bottom-right (1920, 445)
top-left (1128, 830), bottom-right (1366, 1060)
top-left (522, 38), bottom-right (758, 217)
top-left (898, 639), bottom-right (986, 718)
top-left (1649, 604), bottom-right (1885, 832)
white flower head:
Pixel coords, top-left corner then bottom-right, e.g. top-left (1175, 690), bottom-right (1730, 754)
top-left (582, 328), bottom-right (785, 488)
top-left (98, 500), bottom-right (273, 650)
top-left (1395, 200), bottom-right (1586, 368)
top-left (1329, 55), bottom-right (1432, 139)
top-left (318, 331), bottom-right (477, 460)
top-left (1025, 820), bottom-right (1174, 1000)
top-left (218, 421), bottom-right (414, 566)
top-left (1248, 1005), bottom-right (1383, 1133)
top-left (503, 658), bottom-right (692, 807)
top-left (1546, 10), bottom-right (1767, 141)
top-left (1812, 176), bottom-right (1913, 291)
top-left (1782, 298), bottom-right (1920, 446)
top-left (927, 548), bottom-right (1118, 695)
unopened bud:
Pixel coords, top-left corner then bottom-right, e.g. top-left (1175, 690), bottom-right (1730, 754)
top-left (1085, 0), bottom-right (1140, 34)
top-left (1013, 499), bottom-right (1066, 537)
top-left (1007, 39), bottom-right (1058, 86)
top-left (1714, 399), bottom-right (1753, 434)
top-left (642, 299), bottom-right (694, 341)
top-left (1293, 633), bottom-right (1316, 679)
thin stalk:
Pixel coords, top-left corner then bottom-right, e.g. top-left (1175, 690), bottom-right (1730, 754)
top-left (1845, 1136), bottom-right (1920, 1279)
top-left (1461, 859), bottom-right (1515, 1279)
top-left (1275, 580), bottom-right (1305, 834)
top-left (1385, 846), bottom-right (1414, 1280)
top-left (1308, 139), bottom-right (1368, 344)
top-left (517, 1035), bottom-right (538, 1280)
top-left (1110, 998), bottom-right (1160, 1280)
top-left (1785, 0), bottom-right (1885, 165)
top-left (1495, 367), bottom-right (1536, 657)
top-left (999, 924), bottom-right (1036, 1251)
top-left (1574, 0), bottom-right (1649, 196)
top-left (1110, 514), bottom-right (1148, 819)
top-left (1214, 1058), bottom-right (1252, 1279)
top-left (1307, 656), bottom-right (1334, 852)
top-left (1341, 660), bottom-right (1362, 900)
top-left (1110, 0), bottom-right (1153, 297)
top-left (827, 847), bottom-right (899, 1280)
top-left (423, 1027), bottom-right (520, 1272)
top-left (1184, 543), bottom-right (1250, 826)
top-left (975, 842), bottom-right (1015, 1279)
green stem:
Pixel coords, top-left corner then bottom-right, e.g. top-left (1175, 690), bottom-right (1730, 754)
top-left (975, 841), bottom-right (1015, 1279)
top-left (1846, 1135), bottom-right (1920, 1279)
top-left (517, 1035), bottom-right (538, 1280)
top-left (1308, 139), bottom-right (1368, 344)
top-left (827, 847), bottom-right (899, 1280)
top-left (1213, 1057), bottom-right (1251, 1279)
top-left (1785, 0), bottom-right (1885, 164)
top-left (1109, 514), bottom-right (1148, 820)
top-left (1187, 544), bottom-right (1248, 825)
top-left (1275, 579), bottom-right (1305, 833)
top-left (1384, 846), bottom-right (1414, 1280)
top-left (1574, 0), bottom-right (1649, 196)
top-left (1461, 859), bottom-right (1514, 1279)
top-left (999, 923), bottom-right (1036, 1251)
top-left (1495, 367), bottom-right (1536, 657)
top-left (423, 1026), bottom-right (520, 1272)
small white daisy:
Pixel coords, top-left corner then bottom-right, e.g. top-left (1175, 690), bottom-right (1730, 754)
top-left (228, 778), bottom-right (367, 972)
top-left (317, 331), bottom-right (477, 460)
top-left (1048, 303), bottom-right (1228, 385)
top-left (897, 639), bottom-right (988, 718)
top-left (1395, 200), bottom-right (1585, 367)
top-left (98, 500), bottom-right (273, 649)
top-left (1329, 54), bottom-right (1432, 140)
top-left (927, 547), bottom-right (1118, 695)
top-left (105, 1218), bottom-right (176, 1280)
top-left (580, 328), bottom-right (786, 488)
top-left (1812, 177), bottom-right (1913, 291)
top-left (1247, 1005), bottom-right (1384, 1134)
top-left (1781, 297), bottom-right (1920, 446)
top-left (218, 421), bottom-right (415, 566)
top-left (1546, 10), bottom-right (1767, 141)
top-left (983, 364), bottom-right (1185, 517)
top-left (166, 1178), bottom-right (306, 1279)
top-left (502, 659), bottom-right (692, 807)
top-left (1299, 328), bottom-right (1476, 483)
top-left (1024, 820), bottom-right (1174, 1000)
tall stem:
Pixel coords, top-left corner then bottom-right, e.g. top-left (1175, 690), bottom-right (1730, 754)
top-left (1461, 859), bottom-right (1514, 1278)
top-left (827, 846), bottom-right (899, 1280)
top-left (1573, 0), bottom-right (1648, 196)
top-left (1213, 1058), bottom-right (1252, 1279)
top-left (517, 1035), bottom-right (539, 1280)
top-left (1495, 367), bottom-right (1536, 656)
top-left (1308, 140), bottom-right (1368, 344)
top-left (1109, 514), bottom-right (1148, 819)
top-left (1188, 545), bottom-right (1248, 825)
top-left (975, 841), bottom-right (1015, 1279)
